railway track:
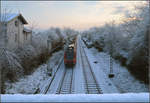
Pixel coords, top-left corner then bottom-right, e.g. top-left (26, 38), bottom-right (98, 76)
top-left (80, 40), bottom-right (103, 94)
top-left (56, 68), bottom-right (74, 94)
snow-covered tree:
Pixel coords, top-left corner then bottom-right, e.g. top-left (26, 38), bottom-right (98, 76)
top-left (81, 2), bottom-right (149, 83)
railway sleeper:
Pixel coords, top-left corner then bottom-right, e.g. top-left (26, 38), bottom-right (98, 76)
top-left (86, 84), bottom-right (99, 87)
top-left (85, 87), bottom-right (100, 90)
top-left (86, 84), bottom-right (97, 85)
top-left (62, 89), bottom-right (69, 92)
top-left (85, 91), bottom-right (99, 94)
top-left (61, 88), bottom-right (71, 91)
top-left (86, 87), bottom-right (100, 90)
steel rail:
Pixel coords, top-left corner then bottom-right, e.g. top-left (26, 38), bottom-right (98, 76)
top-left (56, 68), bottom-right (74, 94)
top-left (80, 46), bottom-right (89, 94)
top-left (56, 69), bottom-right (67, 94)
top-left (69, 68), bottom-right (74, 94)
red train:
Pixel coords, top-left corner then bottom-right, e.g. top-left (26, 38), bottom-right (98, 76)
top-left (64, 40), bottom-right (77, 67)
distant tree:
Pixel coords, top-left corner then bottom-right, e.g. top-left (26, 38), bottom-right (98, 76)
top-left (28, 21), bottom-right (38, 33)
top-left (55, 28), bottom-right (63, 40)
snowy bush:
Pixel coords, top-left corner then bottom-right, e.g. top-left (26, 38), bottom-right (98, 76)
top-left (45, 28), bottom-right (60, 45)
top-left (43, 27), bottom-right (65, 49)
top-left (63, 28), bottom-right (78, 44)
top-left (0, 49), bottom-right (24, 93)
top-left (32, 27), bottom-right (68, 52)
top-left (14, 45), bottom-right (39, 74)
top-left (0, 49), bottom-right (24, 80)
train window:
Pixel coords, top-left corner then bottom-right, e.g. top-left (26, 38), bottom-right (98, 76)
top-left (66, 48), bottom-right (74, 60)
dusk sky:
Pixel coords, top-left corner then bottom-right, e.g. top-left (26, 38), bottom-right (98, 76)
top-left (2, 1), bottom-right (147, 30)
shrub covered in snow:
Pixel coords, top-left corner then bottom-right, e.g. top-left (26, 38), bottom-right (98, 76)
top-left (0, 49), bottom-right (24, 93)
top-left (63, 28), bottom-right (78, 44)
top-left (14, 45), bottom-right (39, 74)
top-left (0, 49), bottom-right (23, 80)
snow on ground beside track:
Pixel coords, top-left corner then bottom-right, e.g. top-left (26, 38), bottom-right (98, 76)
top-left (82, 49), bottom-right (119, 93)
top-left (46, 61), bottom-right (65, 94)
top-left (74, 36), bottom-right (86, 93)
top-left (5, 50), bottom-right (63, 94)
top-left (5, 64), bottom-right (48, 94)
top-left (88, 47), bottom-right (149, 93)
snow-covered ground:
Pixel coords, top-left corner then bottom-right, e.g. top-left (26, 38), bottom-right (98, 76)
top-left (5, 50), bottom-right (63, 94)
top-left (86, 47), bottom-right (149, 93)
top-left (2, 93), bottom-right (149, 102)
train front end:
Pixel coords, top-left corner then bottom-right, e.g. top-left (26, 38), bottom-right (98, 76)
top-left (64, 44), bottom-right (76, 67)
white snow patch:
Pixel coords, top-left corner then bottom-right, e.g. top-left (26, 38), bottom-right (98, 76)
top-left (1, 93), bottom-right (149, 102)
top-left (5, 64), bottom-right (48, 94)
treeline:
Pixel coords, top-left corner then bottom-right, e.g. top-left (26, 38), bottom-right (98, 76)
top-left (82, 4), bottom-right (149, 84)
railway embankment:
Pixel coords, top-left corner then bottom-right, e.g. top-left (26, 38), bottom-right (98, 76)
top-left (3, 50), bottom-right (63, 94)
top-left (0, 44), bottom-right (63, 94)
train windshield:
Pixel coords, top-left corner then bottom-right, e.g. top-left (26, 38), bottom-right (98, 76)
top-left (66, 47), bottom-right (74, 60)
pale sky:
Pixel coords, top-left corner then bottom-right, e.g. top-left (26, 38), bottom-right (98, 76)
top-left (1, 1), bottom-right (147, 30)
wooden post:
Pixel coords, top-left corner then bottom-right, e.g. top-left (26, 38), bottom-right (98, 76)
top-left (108, 41), bottom-right (114, 78)
top-left (47, 60), bottom-right (52, 77)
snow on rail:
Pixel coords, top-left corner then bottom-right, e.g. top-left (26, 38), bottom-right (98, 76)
top-left (1, 93), bottom-right (149, 102)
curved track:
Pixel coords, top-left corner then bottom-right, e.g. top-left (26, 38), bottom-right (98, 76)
top-left (80, 41), bottom-right (103, 94)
